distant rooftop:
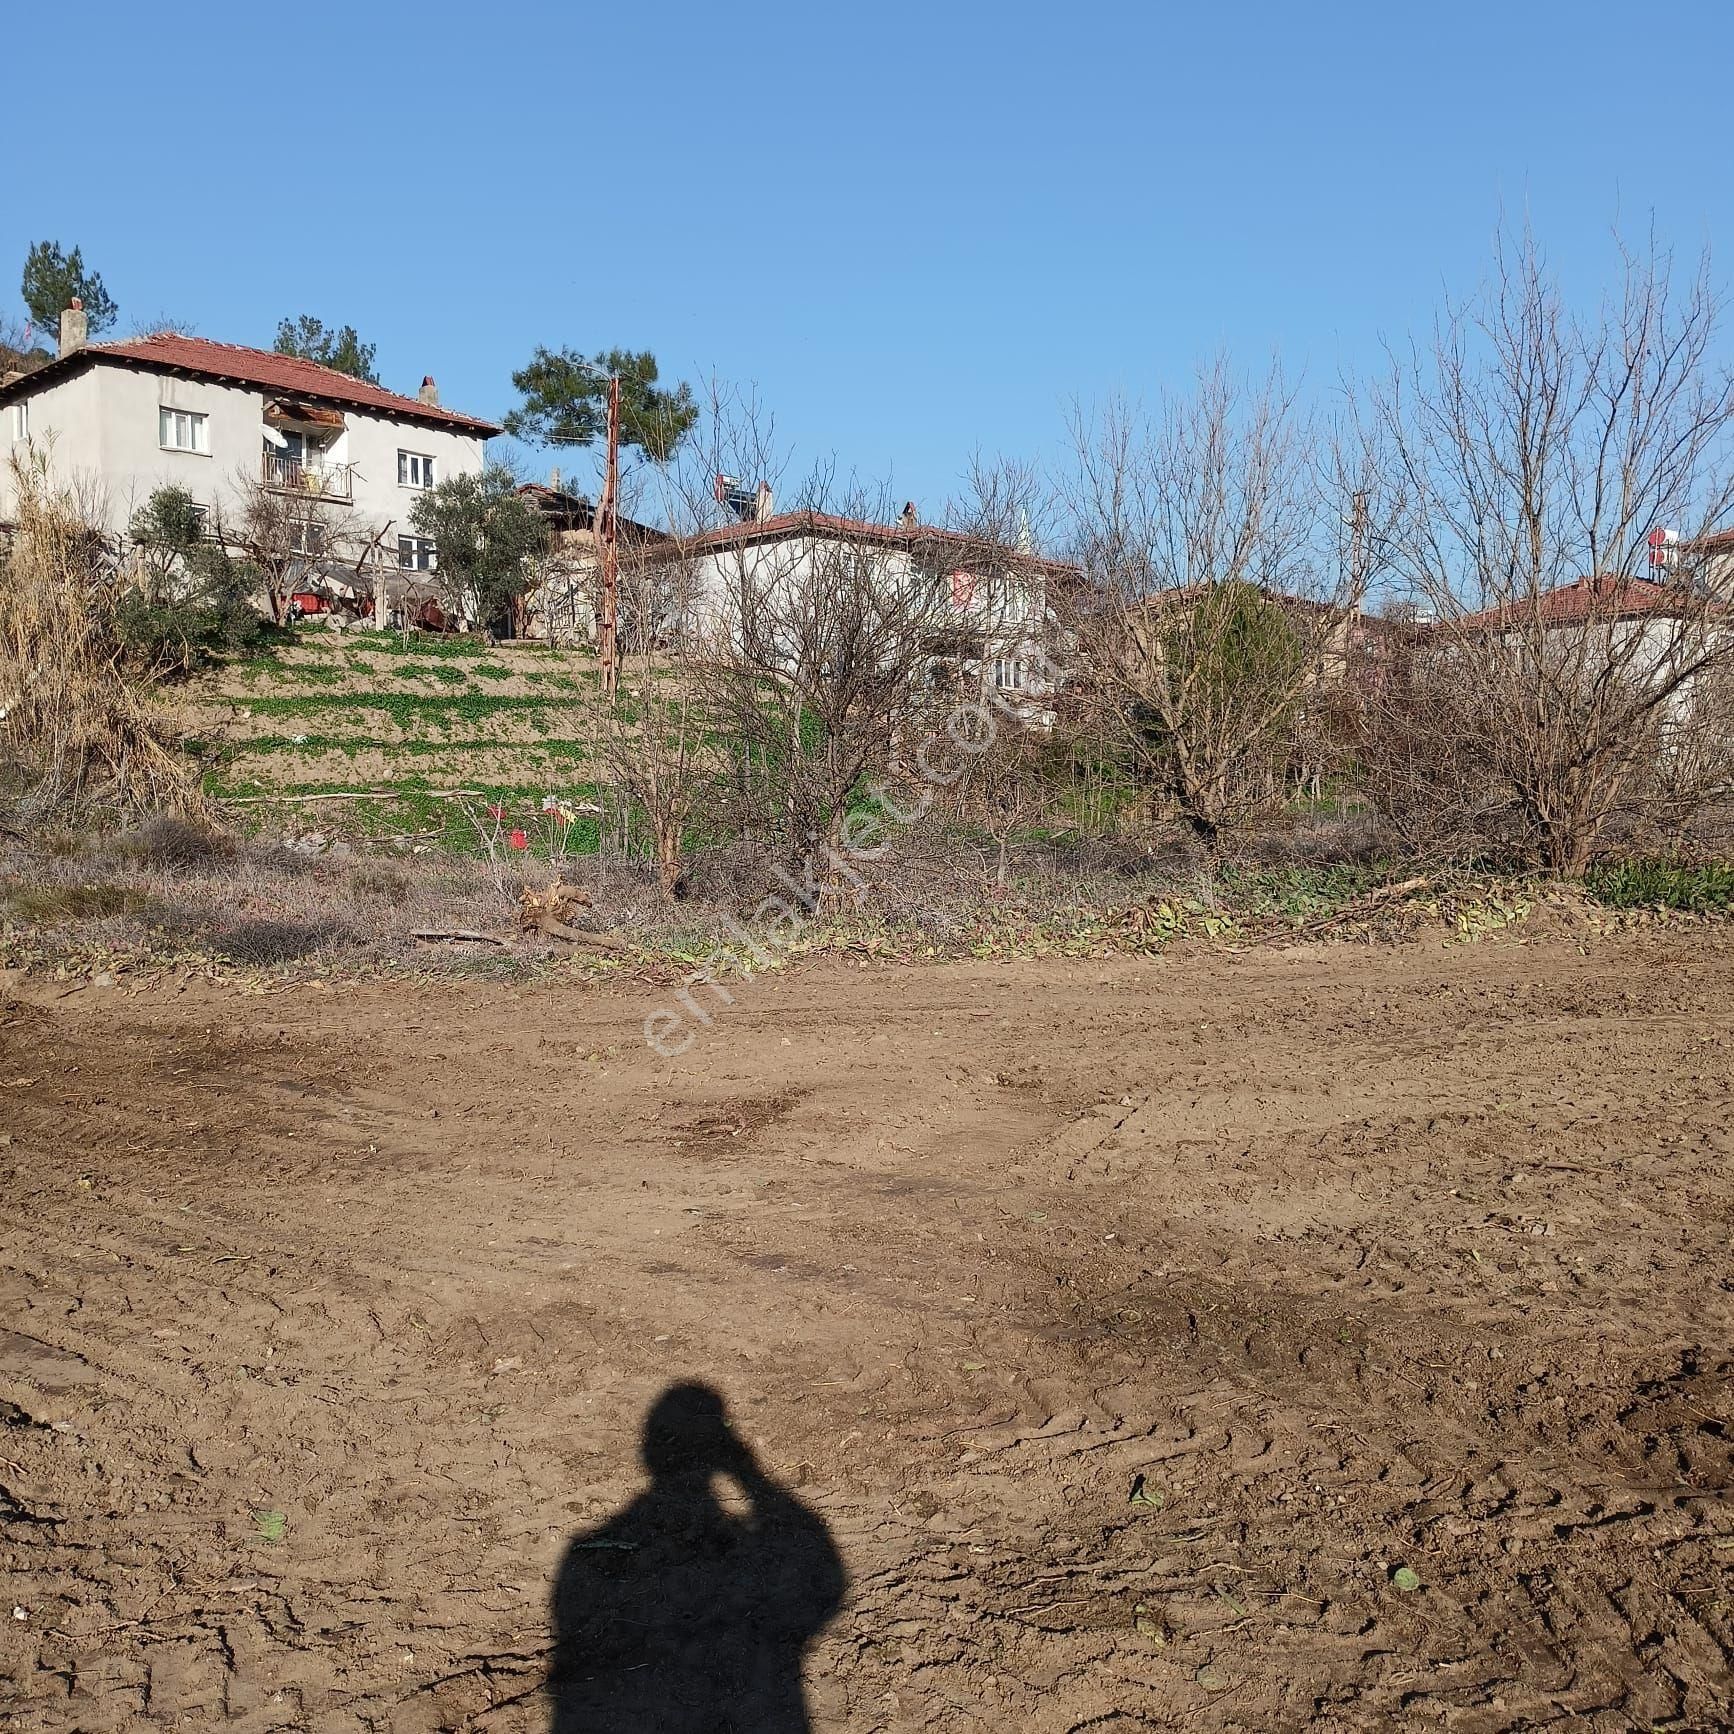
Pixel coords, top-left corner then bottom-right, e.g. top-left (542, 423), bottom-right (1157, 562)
top-left (681, 508), bottom-right (1078, 577)
top-left (1456, 573), bottom-right (1715, 629)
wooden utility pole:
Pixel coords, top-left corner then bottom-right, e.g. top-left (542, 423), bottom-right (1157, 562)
top-left (597, 373), bottom-right (621, 696)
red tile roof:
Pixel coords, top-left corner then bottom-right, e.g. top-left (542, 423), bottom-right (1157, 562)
top-left (0, 333), bottom-right (501, 436)
top-left (681, 509), bottom-right (1078, 577)
top-left (1687, 526), bottom-right (1734, 553)
top-left (1456, 573), bottom-right (1709, 630)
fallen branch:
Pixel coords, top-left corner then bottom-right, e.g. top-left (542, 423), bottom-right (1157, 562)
top-left (1272, 876), bottom-right (1433, 942)
top-left (519, 878), bottom-right (637, 954)
top-left (538, 919), bottom-right (634, 952)
top-left (409, 928), bottom-right (509, 946)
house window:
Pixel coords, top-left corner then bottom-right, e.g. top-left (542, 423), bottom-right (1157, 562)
top-left (398, 450), bottom-right (435, 489)
top-left (159, 406), bottom-right (209, 453)
top-left (398, 535), bottom-right (436, 572)
top-left (290, 518), bottom-right (324, 556)
top-left (188, 502), bottom-right (216, 540)
top-left (10, 402), bottom-right (27, 441)
top-left (993, 656), bottom-right (1026, 691)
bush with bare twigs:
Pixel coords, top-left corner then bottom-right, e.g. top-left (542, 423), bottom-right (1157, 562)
top-left (1364, 231), bottom-right (1734, 873)
top-left (1062, 365), bottom-right (1369, 847)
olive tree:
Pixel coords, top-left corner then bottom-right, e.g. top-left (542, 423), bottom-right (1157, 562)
top-left (409, 465), bottom-right (549, 635)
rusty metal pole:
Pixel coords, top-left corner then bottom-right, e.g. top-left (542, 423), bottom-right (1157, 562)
top-left (598, 374), bottom-right (621, 697)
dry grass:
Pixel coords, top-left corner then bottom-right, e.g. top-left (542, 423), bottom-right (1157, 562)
top-left (0, 453), bottom-right (203, 826)
top-left (0, 797), bottom-right (1709, 989)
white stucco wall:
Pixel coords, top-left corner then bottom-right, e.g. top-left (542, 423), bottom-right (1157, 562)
top-left (1, 360), bottom-right (489, 547)
top-left (683, 531), bottom-right (1054, 704)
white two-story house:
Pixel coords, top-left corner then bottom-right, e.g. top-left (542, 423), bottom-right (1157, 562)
top-left (0, 301), bottom-right (500, 616)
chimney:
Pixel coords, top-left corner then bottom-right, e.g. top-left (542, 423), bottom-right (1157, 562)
top-left (549, 466), bottom-right (562, 492)
top-left (899, 501), bottom-right (918, 530)
top-left (58, 297), bottom-right (87, 357)
top-left (418, 375), bottom-right (439, 406)
top-left (754, 480), bottom-right (775, 523)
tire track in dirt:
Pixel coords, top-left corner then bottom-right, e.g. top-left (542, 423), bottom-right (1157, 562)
top-left (2, 934), bottom-right (1732, 1729)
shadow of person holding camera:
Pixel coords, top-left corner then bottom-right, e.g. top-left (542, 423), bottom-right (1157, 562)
top-left (549, 1382), bottom-right (846, 1731)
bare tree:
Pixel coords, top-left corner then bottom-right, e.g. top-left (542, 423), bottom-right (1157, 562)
top-left (943, 710), bottom-right (1066, 888)
top-left (597, 647), bottom-right (719, 896)
top-left (1061, 363), bottom-right (1359, 845)
top-left (700, 486), bottom-right (961, 879)
top-left (217, 470), bottom-right (359, 626)
top-left (1366, 229), bottom-right (1734, 872)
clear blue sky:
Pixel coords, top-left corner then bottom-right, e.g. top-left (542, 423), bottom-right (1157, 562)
top-left (8, 0), bottom-right (1732, 513)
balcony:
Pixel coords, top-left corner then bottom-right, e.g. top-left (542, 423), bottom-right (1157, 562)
top-left (261, 452), bottom-right (354, 502)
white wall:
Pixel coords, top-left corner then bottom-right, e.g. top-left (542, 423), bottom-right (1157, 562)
top-left (1, 361), bottom-right (489, 549)
top-left (343, 412), bottom-right (488, 538)
top-left (685, 531), bottom-right (1053, 704)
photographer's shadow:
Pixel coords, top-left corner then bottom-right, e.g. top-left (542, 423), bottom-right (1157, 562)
top-left (549, 1382), bottom-right (846, 1732)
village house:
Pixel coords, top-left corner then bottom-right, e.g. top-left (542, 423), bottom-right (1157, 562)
top-left (516, 479), bottom-right (673, 648)
top-left (1423, 571), bottom-right (1733, 737)
top-left (0, 300), bottom-right (500, 619)
top-left (666, 492), bottom-right (1075, 723)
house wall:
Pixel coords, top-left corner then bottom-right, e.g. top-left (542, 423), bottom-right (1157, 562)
top-left (343, 413), bottom-right (489, 538)
top-left (683, 531), bottom-right (1056, 714)
top-left (689, 535), bottom-right (1043, 628)
top-left (1, 362), bottom-right (489, 548)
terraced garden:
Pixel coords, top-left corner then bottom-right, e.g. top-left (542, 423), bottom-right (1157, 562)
top-left (171, 628), bottom-right (614, 850)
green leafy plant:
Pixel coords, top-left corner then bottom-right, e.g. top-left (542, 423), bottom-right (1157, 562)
top-left (1584, 859), bottom-right (1734, 912)
top-left (118, 487), bottom-right (269, 676)
top-left (409, 466), bottom-right (548, 636)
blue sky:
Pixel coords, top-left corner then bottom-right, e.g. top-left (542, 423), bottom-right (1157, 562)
top-left (7, 0), bottom-right (1732, 513)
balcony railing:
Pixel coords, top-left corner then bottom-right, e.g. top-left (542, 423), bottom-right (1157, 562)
top-left (261, 452), bottom-right (354, 502)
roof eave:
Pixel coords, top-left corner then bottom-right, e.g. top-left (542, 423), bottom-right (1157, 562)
top-left (0, 346), bottom-right (501, 438)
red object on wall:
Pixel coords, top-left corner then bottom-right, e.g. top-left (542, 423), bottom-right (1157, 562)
top-left (949, 570), bottom-right (977, 609)
top-left (290, 591), bottom-right (328, 614)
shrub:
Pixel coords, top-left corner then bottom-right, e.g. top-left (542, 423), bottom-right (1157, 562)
top-left (351, 864), bottom-right (410, 904)
top-left (117, 486), bottom-right (269, 676)
top-left (125, 815), bottom-right (234, 868)
top-left (7, 883), bottom-right (145, 922)
top-left (213, 917), bottom-right (334, 966)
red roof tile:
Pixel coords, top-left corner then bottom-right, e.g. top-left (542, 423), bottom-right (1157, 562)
top-left (1456, 574), bottom-right (1708, 630)
top-left (0, 333), bottom-right (501, 436)
top-left (681, 509), bottom-right (1078, 577)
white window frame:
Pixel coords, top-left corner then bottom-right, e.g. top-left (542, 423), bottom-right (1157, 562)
top-left (159, 406), bottom-right (209, 454)
top-left (397, 450), bottom-right (435, 490)
top-left (10, 402), bottom-right (27, 441)
top-left (398, 534), bottom-right (436, 572)
top-left (993, 655), bottom-right (1026, 691)
top-left (290, 518), bottom-right (325, 557)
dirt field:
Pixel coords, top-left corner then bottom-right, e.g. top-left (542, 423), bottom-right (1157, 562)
top-left (2, 927), bottom-right (1732, 1731)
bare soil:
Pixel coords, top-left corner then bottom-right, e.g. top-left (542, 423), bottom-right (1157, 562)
top-left (1, 928), bottom-right (1731, 1731)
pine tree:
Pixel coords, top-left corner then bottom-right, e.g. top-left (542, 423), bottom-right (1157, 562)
top-left (20, 241), bottom-right (118, 337)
